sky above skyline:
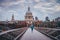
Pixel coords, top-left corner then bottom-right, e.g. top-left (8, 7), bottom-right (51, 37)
top-left (0, 0), bottom-right (60, 21)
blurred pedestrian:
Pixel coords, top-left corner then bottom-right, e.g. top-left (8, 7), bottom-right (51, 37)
top-left (30, 24), bottom-right (34, 31)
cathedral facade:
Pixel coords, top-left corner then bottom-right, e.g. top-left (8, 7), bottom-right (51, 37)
top-left (25, 7), bottom-right (34, 25)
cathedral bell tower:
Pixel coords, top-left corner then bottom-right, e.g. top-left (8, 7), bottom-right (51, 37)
top-left (11, 14), bottom-right (14, 21)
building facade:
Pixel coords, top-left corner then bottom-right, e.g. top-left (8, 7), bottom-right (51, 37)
top-left (25, 7), bottom-right (34, 25)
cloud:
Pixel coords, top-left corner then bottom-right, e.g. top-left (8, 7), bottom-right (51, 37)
top-left (0, 0), bottom-right (60, 21)
top-left (33, 0), bottom-right (40, 2)
top-left (33, 0), bottom-right (60, 14)
top-left (0, 0), bottom-right (25, 7)
top-left (33, 0), bottom-right (60, 21)
top-left (8, 10), bottom-right (17, 14)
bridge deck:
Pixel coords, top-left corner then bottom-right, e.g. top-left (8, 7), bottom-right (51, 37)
top-left (20, 28), bottom-right (52, 40)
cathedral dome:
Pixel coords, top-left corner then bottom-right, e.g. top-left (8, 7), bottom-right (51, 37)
top-left (25, 7), bottom-right (33, 16)
top-left (26, 11), bottom-right (32, 16)
top-left (25, 7), bottom-right (34, 24)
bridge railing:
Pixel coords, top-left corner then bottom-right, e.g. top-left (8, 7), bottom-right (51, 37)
top-left (0, 28), bottom-right (22, 35)
top-left (0, 27), bottom-right (27, 40)
top-left (36, 27), bottom-right (60, 40)
top-left (38, 27), bottom-right (60, 31)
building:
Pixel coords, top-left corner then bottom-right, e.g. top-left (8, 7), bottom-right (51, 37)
top-left (35, 16), bottom-right (39, 21)
top-left (55, 17), bottom-right (60, 22)
top-left (45, 16), bottom-right (50, 22)
top-left (8, 14), bottom-right (15, 24)
top-left (11, 14), bottom-right (14, 21)
top-left (25, 7), bottom-right (34, 24)
top-left (0, 7), bottom-right (42, 27)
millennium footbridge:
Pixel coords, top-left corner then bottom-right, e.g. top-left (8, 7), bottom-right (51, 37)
top-left (0, 26), bottom-right (60, 40)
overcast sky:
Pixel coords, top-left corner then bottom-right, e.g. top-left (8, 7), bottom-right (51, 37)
top-left (0, 0), bottom-right (60, 21)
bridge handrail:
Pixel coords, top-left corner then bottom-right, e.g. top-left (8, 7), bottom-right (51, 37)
top-left (39, 27), bottom-right (60, 30)
top-left (14, 29), bottom-right (27, 40)
top-left (39, 30), bottom-right (58, 40)
top-left (0, 28), bottom-right (23, 35)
